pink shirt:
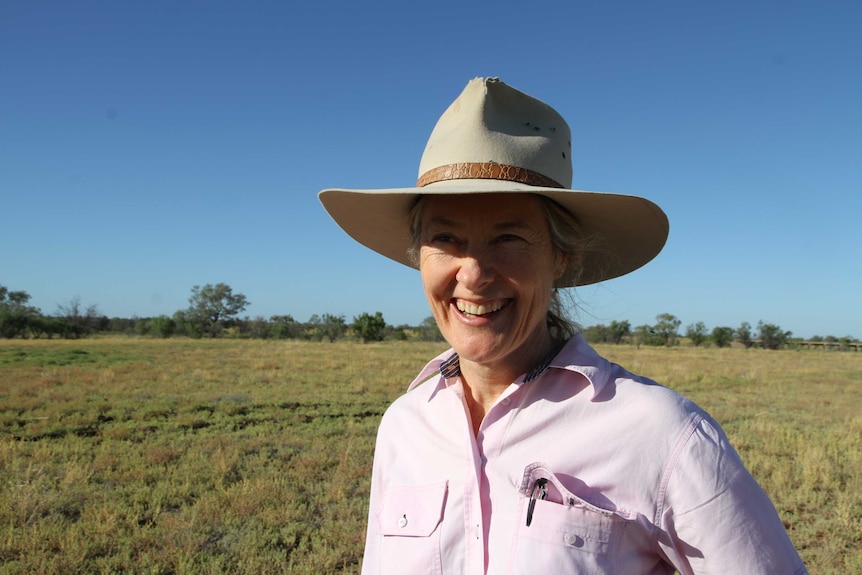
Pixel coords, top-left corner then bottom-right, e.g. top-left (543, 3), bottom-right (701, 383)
top-left (362, 334), bottom-right (807, 574)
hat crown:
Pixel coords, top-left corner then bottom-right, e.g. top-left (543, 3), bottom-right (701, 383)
top-left (418, 78), bottom-right (573, 189)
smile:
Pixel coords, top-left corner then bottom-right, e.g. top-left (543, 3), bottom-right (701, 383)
top-left (455, 299), bottom-right (510, 317)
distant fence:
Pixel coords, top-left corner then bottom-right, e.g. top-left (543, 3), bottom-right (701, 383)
top-left (796, 341), bottom-right (862, 351)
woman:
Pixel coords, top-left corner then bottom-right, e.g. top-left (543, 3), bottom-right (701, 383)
top-left (319, 78), bottom-right (807, 574)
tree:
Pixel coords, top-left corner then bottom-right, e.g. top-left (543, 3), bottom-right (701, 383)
top-left (585, 320), bottom-right (631, 344)
top-left (608, 320), bottom-right (631, 345)
top-left (0, 286), bottom-right (42, 338)
top-left (28, 316), bottom-right (62, 339)
top-left (307, 313), bottom-right (347, 342)
top-left (135, 318), bottom-right (152, 336)
top-left (352, 311), bottom-right (387, 343)
top-left (390, 325), bottom-right (409, 341)
top-left (685, 321), bottom-right (708, 347)
top-left (150, 315), bottom-right (176, 338)
top-left (184, 283), bottom-right (250, 338)
top-left (633, 324), bottom-right (662, 347)
top-left (653, 313), bottom-right (681, 346)
top-left (109, 317), bottom-right (137, 335)
top-left (237, 316), bottom-right (272, 339)
top-left (270, 315), bottom-right (301, 339)
top-left (320, 313), bottom-right (347, 341)
top-left (172, 310), bottom-right (194, 337)
top-left (710, 326), bottom-right (734, 348)
top-left (736, 321), bottom-right (754, 349)
top-left (418, 316), bottom-right (444, 342)
top-left (56, 296), bottom-right (100, 339)
top-left (758, 321), bottom-right (791, 350)
top-left (582, 324), bottom-right (609, 344)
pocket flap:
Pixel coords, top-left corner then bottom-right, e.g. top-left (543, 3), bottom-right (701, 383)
top-left (376, 481), bottom-right (448, 537)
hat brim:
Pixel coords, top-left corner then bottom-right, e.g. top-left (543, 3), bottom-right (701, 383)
top-left (318, 180), bottom-right (669, 287)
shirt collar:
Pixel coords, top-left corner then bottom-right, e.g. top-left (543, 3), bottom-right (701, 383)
top-left (548, 334), bottom-right (613, 399)
top-left (407, 333), bottom-right (612, 400)
top-left (407, 348), bottom-right (454, 392)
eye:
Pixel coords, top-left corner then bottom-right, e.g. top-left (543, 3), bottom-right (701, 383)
top-left (496, 234), bottom-right (524, 243)
top-left (430, 233), bottom-right (457, 244)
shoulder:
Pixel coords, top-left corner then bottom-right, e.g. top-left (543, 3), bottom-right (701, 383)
top-left (551, 335), bottom-right (708, 431)
top-left (611, 364), bottom-right (706, 428)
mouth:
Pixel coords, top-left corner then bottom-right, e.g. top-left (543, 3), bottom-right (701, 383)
top-left (454, 299), bottom-right (510, 318)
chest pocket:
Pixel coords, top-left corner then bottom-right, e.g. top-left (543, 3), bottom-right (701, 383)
top-left (509, 463), bottom-right (633, 574)
top-left (375, 481), bottom-right (448, 575)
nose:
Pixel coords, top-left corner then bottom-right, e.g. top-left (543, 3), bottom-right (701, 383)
top-left (455, 253), bottom-right (495, 289)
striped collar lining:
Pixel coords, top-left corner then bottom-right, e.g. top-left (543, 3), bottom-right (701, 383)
top-left (439, 343), bottom-right (564, 384)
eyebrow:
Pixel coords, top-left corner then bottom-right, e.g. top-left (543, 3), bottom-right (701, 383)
top-left (423, 215), bottom-right (535, 232)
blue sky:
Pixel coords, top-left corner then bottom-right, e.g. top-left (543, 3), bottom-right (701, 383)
top-left (2, 0), bottom-right (860, 339)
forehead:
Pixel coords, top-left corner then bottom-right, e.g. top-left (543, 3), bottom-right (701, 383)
top-left (420, 193), bottom-right (547, 230)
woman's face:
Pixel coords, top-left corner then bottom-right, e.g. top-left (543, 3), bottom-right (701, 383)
top-left (418, 193), bottom-right (565, 374)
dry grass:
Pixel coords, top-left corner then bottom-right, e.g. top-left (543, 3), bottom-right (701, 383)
top-left (1, 338), bottom-right (860, 573)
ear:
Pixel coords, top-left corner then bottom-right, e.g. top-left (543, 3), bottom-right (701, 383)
top-left (554, 252), bottom-right (570, 280)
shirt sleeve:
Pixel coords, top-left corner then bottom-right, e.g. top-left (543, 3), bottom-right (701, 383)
top-left (656, 413), bottom-right (808, 575)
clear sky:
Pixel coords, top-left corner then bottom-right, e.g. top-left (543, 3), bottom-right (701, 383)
top-left (2, 0), bottom-right (860, 339)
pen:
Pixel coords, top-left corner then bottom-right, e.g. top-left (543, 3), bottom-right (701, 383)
top-left (526, 477), bottom-right (548, 527)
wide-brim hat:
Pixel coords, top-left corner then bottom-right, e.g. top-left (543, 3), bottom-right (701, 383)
top-left (319, 77), bottom-right (669, 287)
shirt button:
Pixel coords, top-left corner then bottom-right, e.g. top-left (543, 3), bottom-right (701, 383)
top-left (398, 515), bottom-right (408, 528)
top-left (500, 397), bottom-right (511, 406)
top-left (564, 533), bottom-right (583, 547)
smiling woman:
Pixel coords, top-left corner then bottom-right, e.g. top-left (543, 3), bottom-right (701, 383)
top-left (415, 194), bottom-right (563, 399)
top-left (408, 192), bottom-right (586, 348)
top-left (318, 77), bottom-right (808, 574)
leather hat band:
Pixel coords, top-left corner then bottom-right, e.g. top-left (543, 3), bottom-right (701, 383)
top-left (417, 162), bottom-right (564, 189)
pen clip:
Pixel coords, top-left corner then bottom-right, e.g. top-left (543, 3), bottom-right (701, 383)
top-left (526, 477), bottom-right (548, 527)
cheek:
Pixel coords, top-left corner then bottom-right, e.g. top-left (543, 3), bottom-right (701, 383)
top-left (419, 252), bottom-right (454, 293)
top-left (512, 261), bottom-right (557, 314)
top-left (419, 263), bottom-right (448, 309)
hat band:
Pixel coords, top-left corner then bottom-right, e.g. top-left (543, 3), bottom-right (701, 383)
top-left (417, 162), bottom-right (564, 189)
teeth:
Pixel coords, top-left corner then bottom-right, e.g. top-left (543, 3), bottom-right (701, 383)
top-left (456, 300), bottom-right (506, 316)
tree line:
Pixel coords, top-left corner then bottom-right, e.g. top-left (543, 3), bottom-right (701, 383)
top-left (0, 283), bottom-right (443, 343)
top-left (582, 313), bottom-right (860, 351)
top-left (1, 283), bottom-right (858, 349)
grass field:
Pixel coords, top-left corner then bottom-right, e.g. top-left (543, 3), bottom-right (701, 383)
top-left (1, 338), bottom-right (860, 574)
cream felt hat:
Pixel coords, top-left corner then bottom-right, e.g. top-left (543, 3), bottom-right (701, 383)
top-left (318, 77), bottom-right (669, 287)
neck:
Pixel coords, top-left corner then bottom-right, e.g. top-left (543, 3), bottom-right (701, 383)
top-left (457, 328), bottom-right (558, 433)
